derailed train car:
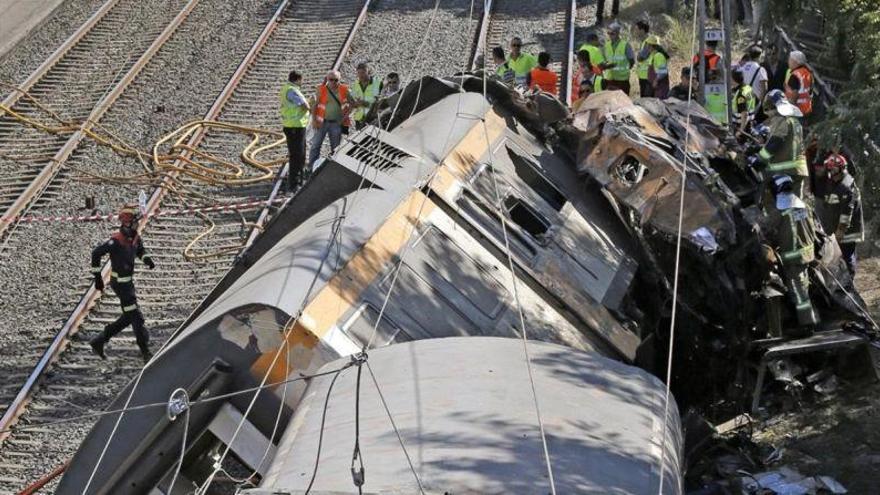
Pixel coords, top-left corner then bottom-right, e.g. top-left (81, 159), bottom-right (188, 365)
top-left (59, 78), bottom-right (679, 494)
top-left (58, 74), bottom-right (871, 493)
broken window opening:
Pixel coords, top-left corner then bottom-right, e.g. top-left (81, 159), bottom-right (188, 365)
top-left (458, 188), bottom-right (538, 259)
top-left (503, 195), bottom-right (550, 238)
top-left (612, 156), bottom-right (648, 186)
top-left (506, 146), bottom-right (566, 211)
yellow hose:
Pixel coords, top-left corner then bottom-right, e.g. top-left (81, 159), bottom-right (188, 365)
top-left (0, 82), bottom-right (288, 260)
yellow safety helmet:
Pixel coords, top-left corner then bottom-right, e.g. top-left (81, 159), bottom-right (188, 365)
top-left (118, 204), bottom-right (139, 224)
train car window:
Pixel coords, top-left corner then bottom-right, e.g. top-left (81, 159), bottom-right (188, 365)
top-left (506, 146), bottom-right (566, 211)
top-left (503, 195), bottom-right (550, 239)
top-left (458, 188), bottom-right (538, 260)
top-left (409, 226), bottom-right (507, 318)
top-left (342, 303), bottom-right (412, 349)
top-left (392, 264), bottom-right (478, 337)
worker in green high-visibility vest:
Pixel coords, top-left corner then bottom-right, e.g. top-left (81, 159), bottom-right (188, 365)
top-left (507, 37), bottom-right (538, 88)
top-left (279, 70), bottom-right (311, 190)
top-left (752, 90), bottom-right (807, 198)
top-left (633, 20), bottom-right (652, 97)
top-left (600, 22), bottom-right (634, 95)
top-left (731, 68), bottom-right (758, 142)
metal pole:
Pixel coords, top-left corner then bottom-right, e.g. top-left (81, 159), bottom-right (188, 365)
top-left (698, 0), bottom-right (707, 105)
top-left (722, 0), bottom-right (734, 126)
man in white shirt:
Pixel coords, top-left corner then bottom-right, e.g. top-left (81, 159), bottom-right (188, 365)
top-left (738, 46), bottom-right (768, 102)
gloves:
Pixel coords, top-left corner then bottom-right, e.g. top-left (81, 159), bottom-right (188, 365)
top-left (143, 256), bottom-right (156, 270)
top-left (94, 274), bottom-right (104, 292)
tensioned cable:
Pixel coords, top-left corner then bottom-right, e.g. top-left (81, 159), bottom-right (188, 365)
top-left (195, 2), bottom-right (452, 492)
top-left (476, 22), bottom-right (556, 493)
top-left (819, 264), bottom-right (880, 330)
top-left (304, 365), bottom-right (349, 494)
top-left (0, 362), bottom-right (356, 435)
top-left (360, 3), bottom-right (557, 492)
top-left (365, 361), bottom-right (425, 494)
top-left (657, 1), bottom-right (700, 493)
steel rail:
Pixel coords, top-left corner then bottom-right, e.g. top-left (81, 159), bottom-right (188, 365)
top-left (0, 0), bottom-right (121, 111)
top-left (469, 0), bottom-right (494, 70)
top-left (0, 0), bottom-right (204, 443)
top-left (0, 0), bottom-right (202, 241)
top-left (243, 0), bottom-right (373, 252)
top-left (0, 0), bottom-right (373, 454)
top-left (563, 0), bottom-right (576, 106)
top-left (183, 0), bottom-right (375, 342)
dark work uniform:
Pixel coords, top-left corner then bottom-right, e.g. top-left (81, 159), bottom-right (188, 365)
top-left (596, 0), bottom-right (620, 24)
top-left (90, 231), bottom-right (150, 355)
top-left (816, 172), bottom-right (864, 274)
top-left (669, 83), bottom-right (695, 101)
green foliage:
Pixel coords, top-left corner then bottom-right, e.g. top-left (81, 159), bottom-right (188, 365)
top-left (771, 1), bottom-right (880, 213)
top-left (660, 14), bottom-right (696, 59)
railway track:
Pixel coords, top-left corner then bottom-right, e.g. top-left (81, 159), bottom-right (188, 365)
top-left (0, 0), bottom-right (201, 247)
top-left (483, 0), bottom-right (576, 103)
top-left (0, 0), bottom-right (371, 491)
top-left (0, 0), bottom-right (580, 490)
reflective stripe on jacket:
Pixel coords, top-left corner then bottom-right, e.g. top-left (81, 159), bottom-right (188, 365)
top-left (731, 84), bottom-right (757, 127)
top-left (785, 66), bottom-right (813, 116)
top-left (636, 39), bottom-right (649, 80)
top-left (280, 82), bottom-right (309, 128)
top-left (817, 173), bottom-right (865, 243)
top-left (759, 114), bottom-right (808, 178)
top-left (313, 83), bottom-right (351, 128)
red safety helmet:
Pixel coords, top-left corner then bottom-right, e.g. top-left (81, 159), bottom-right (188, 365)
top-left (823, 153), bottom-right (847, 177)
top-left (118, 204), bottom-right (139, 224)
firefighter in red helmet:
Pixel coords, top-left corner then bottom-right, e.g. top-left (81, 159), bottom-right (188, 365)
top-left (815, 153), bottom-right (864, 275)
top-left (88, 204), bottom-right (155, 362)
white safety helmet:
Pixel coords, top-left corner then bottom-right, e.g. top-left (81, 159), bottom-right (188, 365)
top-left (763, 89), bottom-right (802, 118)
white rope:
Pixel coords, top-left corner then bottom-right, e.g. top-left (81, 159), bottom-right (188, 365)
top-left (365, 361), bottom-right (426, 494)
top-left (166, 402), bottom-right (190, 493)
top-left (477, 24), bottom-right (556, 492)
top-left (195, 2), bottom-right (453, 492)
top-left (657, 2), bottom-right (700, 493)
top-left (361, 0), bottom-right (473, 351)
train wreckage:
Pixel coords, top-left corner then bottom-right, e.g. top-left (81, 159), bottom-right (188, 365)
top-left (58, 74), bottom-right (877, 494)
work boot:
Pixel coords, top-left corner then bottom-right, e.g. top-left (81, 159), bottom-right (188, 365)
top-left (140, 347), bottom-right (153, 364)
top-left (89, 337), bottom-right (106, 360)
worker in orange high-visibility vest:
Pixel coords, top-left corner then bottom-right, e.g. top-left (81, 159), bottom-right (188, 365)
top-left (529, 52), bottom-right (558, 95)
top-left (309, 70), bottom-right (352, 167)
top-left (784, 50), bottom-right (813, 117)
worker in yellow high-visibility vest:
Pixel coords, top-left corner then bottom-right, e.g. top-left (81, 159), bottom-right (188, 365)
top-left (279, 70), bottom-right (310, 189)
top-left (601, 22), bottom-right (634, 95)
top-left (633, 21), bottom-right (652, 97)
top-left (507, 37), bottom-right (538, 88)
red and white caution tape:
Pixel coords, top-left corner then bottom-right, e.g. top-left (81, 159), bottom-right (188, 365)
top-left (0, 196), bottom-right (289, 224)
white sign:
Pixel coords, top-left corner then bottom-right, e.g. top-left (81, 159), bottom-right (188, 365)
top-left (705, 28), bottom-right (724, 42)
